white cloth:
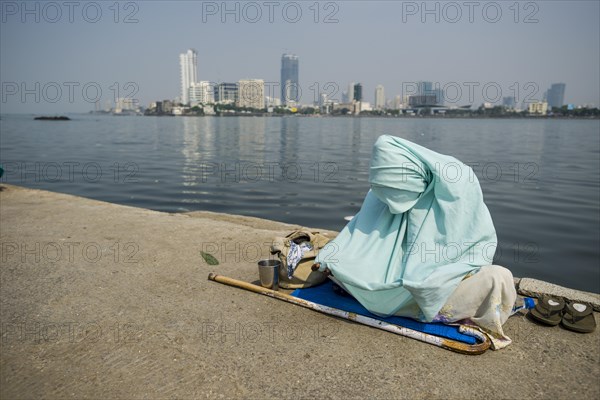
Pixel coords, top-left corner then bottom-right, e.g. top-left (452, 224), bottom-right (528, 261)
top-left (396, 265), bottom-right (517, 350)
top-left (332, 264), bottom-right (517, 350)
top-left (286, 241), bottom-right (313, 278)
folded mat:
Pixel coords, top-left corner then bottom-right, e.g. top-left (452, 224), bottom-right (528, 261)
top-left (291, 280), bottom-right (476, 344)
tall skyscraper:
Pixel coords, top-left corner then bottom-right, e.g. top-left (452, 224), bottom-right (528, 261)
top-left (280, 54), bottom-right (299, 105)
top-left (238, 79), bottom-right (265, 109)
top-left (375, 85), bottom-right (385, 109)
top-left (546, 83), bottom-right (566, 109)
top-left (180, 49), bottom-right (198, 105)
top-left (347, 82), bottom-right (355, 103)
top-left (353, 83), bottom-right (363, 102)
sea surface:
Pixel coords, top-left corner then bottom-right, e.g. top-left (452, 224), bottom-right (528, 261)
top-left (1, 114), bottom-right (599, 293)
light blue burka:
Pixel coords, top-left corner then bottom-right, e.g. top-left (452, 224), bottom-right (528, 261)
top-left (316, 135), bottom-right (497, 322)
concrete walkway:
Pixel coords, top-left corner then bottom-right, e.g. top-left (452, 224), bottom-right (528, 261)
top-left (1, 184), bottom-right (598, 399)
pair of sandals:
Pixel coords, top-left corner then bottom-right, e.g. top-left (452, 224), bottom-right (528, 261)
top-left (529, 295), bottom-right (597, 333)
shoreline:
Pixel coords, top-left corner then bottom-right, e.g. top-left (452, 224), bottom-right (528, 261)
top-left (1, 184), bottom-right (598, 398)
top-left (2, 113), bottom-right (600, 120)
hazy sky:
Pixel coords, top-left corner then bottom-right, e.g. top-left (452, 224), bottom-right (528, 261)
top-left (1, 0), bottom-right (599, 113)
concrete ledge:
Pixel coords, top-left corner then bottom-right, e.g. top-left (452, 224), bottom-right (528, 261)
top-left (518, 278), bottom-right (600, 312)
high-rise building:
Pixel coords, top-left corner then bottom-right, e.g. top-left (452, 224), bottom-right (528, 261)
top-left (353, 83), bottom-right (363, 102)
top-left (546, 83), bottom-right (566, 109)
top-left (319, 93), bottom-right (328, 107)
top-left (180, 49), bottom-right (198, 105)
top-left (214, 82), bottom-right (238, 104)
top-left (280, 54), bottom-right (299, 105)
top-left (375, 85), bottom-right (385, 109)
top-left (238, 79), bottom-right (265, 109)
top-left (341, 91), bottom-right (349, 103)
top-left (393, 95), bottom-right (403, 110)
top-left (417, 81), bottom-right (433, 95)
top-left (416, 81), bottom-right (443, 105)
top-left (189, 81), bottom-right (214, 105)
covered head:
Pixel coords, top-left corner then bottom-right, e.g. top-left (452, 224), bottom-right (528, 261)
top-left (369, 135), bottom-right (433, 214)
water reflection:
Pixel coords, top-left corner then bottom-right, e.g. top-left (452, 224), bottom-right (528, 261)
top-left (181, 117), bottom-right (214, 189)
top-left (278, 117), bottom-right (299, 165)
top-left (1, 114), bottom-right (598, 292)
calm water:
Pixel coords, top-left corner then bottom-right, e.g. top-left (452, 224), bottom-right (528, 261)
top-left (1, 114), bottom-right (599, 293)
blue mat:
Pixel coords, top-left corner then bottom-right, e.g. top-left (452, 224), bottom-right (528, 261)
top-left (290, 280), bottom-right (476, 344)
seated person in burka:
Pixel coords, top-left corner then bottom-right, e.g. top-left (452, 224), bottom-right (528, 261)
top-left (313, 135), bottom-right (517, 350)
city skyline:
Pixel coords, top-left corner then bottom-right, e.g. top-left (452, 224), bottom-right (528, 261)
top-left (1, 1), bottom-right (598, 113)
top-left (171, 49), bottom-right (571, 112)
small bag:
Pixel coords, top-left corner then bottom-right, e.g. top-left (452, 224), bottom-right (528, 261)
top-left (270, 229), bottom-right (332, 289)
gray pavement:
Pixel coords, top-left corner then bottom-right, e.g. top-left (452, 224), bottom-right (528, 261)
top-left (1, 184), bottom-right (599, 399)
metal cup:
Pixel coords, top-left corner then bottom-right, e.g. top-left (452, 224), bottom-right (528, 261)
top-left (258, 259), bottom-right (280, 290)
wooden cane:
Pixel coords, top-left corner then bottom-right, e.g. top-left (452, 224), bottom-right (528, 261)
top-left (207, 273), bottom-right (490, 355)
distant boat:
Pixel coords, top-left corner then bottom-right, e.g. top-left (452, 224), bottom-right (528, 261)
top-left (34, 116), bottom-right (70, 121)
